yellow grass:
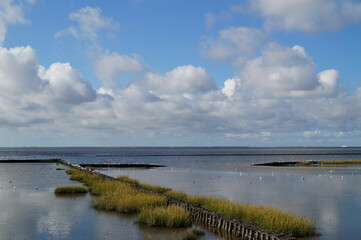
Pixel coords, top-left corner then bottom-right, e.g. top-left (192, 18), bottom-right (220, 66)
top-left (137, 205), bottom-right (191, 227)
top-left (54, 185), bottom-right (87, 194)
top-left (298, 159), bottom-right (361, 166)
top-left (65, 169), bottom-right (316, 237)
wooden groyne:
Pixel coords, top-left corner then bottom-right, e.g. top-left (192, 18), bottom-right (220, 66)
top-left (57, 159), bottom-right (294, 240)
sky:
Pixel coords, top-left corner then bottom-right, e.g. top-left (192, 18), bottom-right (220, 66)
top-left (0, 0), bottom-right (361, 147)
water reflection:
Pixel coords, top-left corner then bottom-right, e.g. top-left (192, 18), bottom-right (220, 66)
top-left (103, 166), bottom-right (361, 240)
top-left (0, 163), bottom-right (223, 240)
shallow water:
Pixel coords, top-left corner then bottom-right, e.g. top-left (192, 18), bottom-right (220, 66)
top-left (102, 165), bottom-right (361, 240)
top-left (0, 163), bottom-right (222, 240)
top-left (1, 147), bottom-right (361, 240)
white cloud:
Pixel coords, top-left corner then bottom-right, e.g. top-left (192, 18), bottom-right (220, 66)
top-left (200, 27), bottom-right (266, 66)
top-left (95, 51), bottom-right (146, 88)
top-left (55, 7), bottom-right (119, 41)
top-left (0, 0), bottom-right (29, 43)
top-left (221, 77), bottom-right (240, 98)
top-left (0, 46), bottom-right (46, 94)
top-left (241, 43), bottom-right (339, 98)
top-left (303, 130), bottom-right (321, 138)
top-left (144, 65), bottom-right (216, 95)
top-left (251, 0), bottom-right (361, 32)
top-left (41, 62), bottom-right (96, 105)
top-left (0, 45), bottom-right (97, 129)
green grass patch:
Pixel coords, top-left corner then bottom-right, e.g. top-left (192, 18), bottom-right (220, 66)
top-left (118, 175), bottom-right (140, 185)
top-left (118, 175), bottom-right (171, 193)
top-left (54, 185), bottom-right (88, 194)
top-left (185, 195), bottom-right (316, 237)
top-left (64, 169), bottom-right (316, 237)
top-left (298, 159), bottom-right (361, 166)
top-left (93, 191), bottom-right (166, 214)
top-left (182, 227), bottom-right (205, 240)
top-left (137, 205), bottom-right (191, 228)
top-left (164, 190), bottom-right (188, 201)
top-left (65, 169), bottom-right (167, 214)
top-left (139, 183), bottom-right (171, 194)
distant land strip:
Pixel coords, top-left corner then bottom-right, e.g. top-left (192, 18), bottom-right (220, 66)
top-left (96, 152), bottom-right (361, 157)
top-left (254, 160), bottom-right (361, 166)
top-left (0, 159), bottom-right (165, 168)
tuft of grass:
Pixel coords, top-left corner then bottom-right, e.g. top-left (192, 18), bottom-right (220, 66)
top-left (298, 159), bottom-right (361, 166)
top-left (118, 175), bottom-right (171, 193)
top-left (182, 227), bottom-right (205, 240)
top-left (164, 190), bottom-right (188, 201)
top-left (54, 185), bottom-right (88, 194)
top-left (118, 175), bottom-right (139, 185)
top-left (137, 205), bottom-right (191, 228)
top-left (139, 183), bottom-right (171, 194)
top-left (56, 168), bottom-right (65, 171)
top-left (93, 192), bottom-right (166, 214)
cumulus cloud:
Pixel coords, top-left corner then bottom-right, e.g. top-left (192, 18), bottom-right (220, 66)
top-left (95, 51), bottom-right (147, 88)
top-left (144, 65), bottom-right (217, 95)
top-left (0, 45), bottom-right (97, 128)
top-left (0, 0), bottom-right (29, 43)
top-left (40, 62), bottom-right (96, 105)
top-left (0, 46), bottom-right (46, 94)
top-left (200, 27), bottom-right (266, 66)
top-left (251, 0), bottom-right (361, 32)
top-left (241, 43), bottom-right (339, 98)
top-left (55, 6), bottom-right (119, 41)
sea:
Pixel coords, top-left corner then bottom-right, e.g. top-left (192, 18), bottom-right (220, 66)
top-left (1, 147), bottom-right (361, 240)
top-left (1, 146), bottom-right (361, 170)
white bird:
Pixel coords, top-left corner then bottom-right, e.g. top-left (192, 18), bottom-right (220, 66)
top-left (35, 186), bottom-right (38, 190)
top-left (301, 176), bottom-right (305, 181)
top-left (13, 186), bottom-right (16, 191)
top-left (259, 177), bottom-right (263, 181)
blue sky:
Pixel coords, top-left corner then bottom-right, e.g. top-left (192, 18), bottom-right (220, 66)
top-left (1, 0), bottom-right (361, 147)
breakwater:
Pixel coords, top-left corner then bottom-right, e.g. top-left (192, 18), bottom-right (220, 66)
top-left (57, 159), bottom-right (294, 240)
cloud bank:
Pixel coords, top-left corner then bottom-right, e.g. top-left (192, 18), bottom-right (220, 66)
top-left (251, 0), bottom-right (361, 32)
top-left (1, 2), bottom-right (361, 146)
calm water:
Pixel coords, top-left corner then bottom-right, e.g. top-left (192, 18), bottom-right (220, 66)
top-left (1, 147), bottom-right (361, 240)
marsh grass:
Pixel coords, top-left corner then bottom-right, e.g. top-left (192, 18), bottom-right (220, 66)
top-left (65, 169), bottom-right (316, 237)
top-left (118, 175), bottom-right (139, 185)
top-left (94, 192), bottom-right (166, 214)
top-left (298, 160), bottom-right (361, 166)
top-left (164, 190), bottom-right (188, 201)
top-left (54, 185), bottom-right (88, 194)
top-left (118, 175), bottom-right (171, 193)
top-left (137, 205), bottom-right (191, 228)
top-left (182, 227), bottom-right (205, 240)
top-left (66, 169), bottom-right (167, 214)
top-left (185, 195), bottom-right (316, 237)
